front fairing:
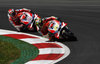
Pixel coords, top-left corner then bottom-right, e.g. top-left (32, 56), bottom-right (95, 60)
top-left (54, 22), bottom-right (68, 39)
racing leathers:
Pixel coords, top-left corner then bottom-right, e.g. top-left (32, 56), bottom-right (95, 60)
top-left (39, 16), bottom-right (58, 40)
top-left (8, 8), bottom-right (40, 32)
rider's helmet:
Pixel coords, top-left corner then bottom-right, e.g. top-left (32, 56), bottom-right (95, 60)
top-left (8, 9), bottom-right (16, 17)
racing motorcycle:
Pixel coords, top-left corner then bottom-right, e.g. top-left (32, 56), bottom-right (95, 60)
top-left (10, 12), bottom-right (77, 41)
top-left (13, 12), bottom-right (37, 32)
top-left (44, 19), bottom-right (77, 41)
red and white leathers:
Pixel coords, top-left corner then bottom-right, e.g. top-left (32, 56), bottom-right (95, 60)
top-left (40, 16), bottom-right (58, 35)
top-left (39, 16), bottom-right (60, 40)
top-left (8, 8), bottom-right (40, 31)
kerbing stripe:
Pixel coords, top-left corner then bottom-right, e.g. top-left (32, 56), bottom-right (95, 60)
top-left (20, 38), bottom-right (47, 44)
top-left (39, 48), bottom-right (65, 54)
top-left (32, 54), bottom-right (64, 60)
top-left (3, 34), bottom-right (38, 39)
top-left (33, 43), bottom-right (62, 48)
top-left (25, 60), bottom-right (54, 64)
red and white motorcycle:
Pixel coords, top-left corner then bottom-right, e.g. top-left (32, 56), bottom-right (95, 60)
top-left (46, 20), bottom-right (77, 41)
top-left (14, 12), bottom-right (37, 32)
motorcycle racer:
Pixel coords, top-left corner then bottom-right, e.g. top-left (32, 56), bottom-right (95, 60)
top-left (36, 16), bottom-right (76, 41)
top-left (8, 8), bottom-right (41, 32)
top-left (35, 16), bottom-right (64, 40)
top-left (39, 16), bottom-right (58, 35)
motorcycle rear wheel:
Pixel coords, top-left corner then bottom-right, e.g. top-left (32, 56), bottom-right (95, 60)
top-left (61, 27), bottom-right (77, 41)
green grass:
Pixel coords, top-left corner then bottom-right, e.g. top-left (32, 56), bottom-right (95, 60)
top-left (0, 41), bottom-right (20, 64)
top-left (0, 35), bottom-right (39, 64)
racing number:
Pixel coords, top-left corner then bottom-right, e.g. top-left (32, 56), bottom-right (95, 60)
top-left (50, 21), bottom-right (60, 31)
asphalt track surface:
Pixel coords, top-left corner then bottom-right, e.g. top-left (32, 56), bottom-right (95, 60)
top-left (0, 0), bottom-right (100, 64)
